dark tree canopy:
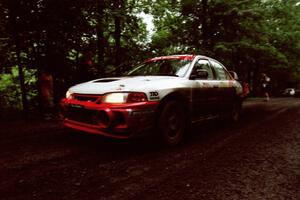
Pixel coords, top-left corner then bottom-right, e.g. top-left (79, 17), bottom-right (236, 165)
top-left (0, 0), bottom-right (299, 116)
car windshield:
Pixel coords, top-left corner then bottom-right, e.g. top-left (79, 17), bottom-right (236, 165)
top-left (127, 59), bottom-right (192, 77)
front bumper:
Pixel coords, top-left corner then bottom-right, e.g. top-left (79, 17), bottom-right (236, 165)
top-left (60, 98), bottom-right (159, 139)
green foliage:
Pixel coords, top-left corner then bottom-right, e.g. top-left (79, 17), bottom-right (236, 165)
top-left (149, 0), bottom-right (300, 91)
top-left (0, 66), bottom-right (37, 110)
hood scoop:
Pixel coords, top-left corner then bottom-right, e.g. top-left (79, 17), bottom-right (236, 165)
top-left (93, 78), bottom-right (121, 83)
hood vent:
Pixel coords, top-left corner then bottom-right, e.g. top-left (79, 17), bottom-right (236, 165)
top-left (93, 78), bottom-right (121, 83)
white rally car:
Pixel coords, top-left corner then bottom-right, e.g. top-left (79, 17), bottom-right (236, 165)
top-left (61, 55), bottom-right (243, 145)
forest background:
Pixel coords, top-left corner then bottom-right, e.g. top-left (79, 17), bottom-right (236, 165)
top-left (0, 0), bottom-right (299, 118)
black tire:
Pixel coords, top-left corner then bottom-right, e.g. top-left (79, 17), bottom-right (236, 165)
top-left (158, 100), bottom-right (187, 146)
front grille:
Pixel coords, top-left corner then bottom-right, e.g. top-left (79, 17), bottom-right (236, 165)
top-left (73, 94), bottom-right (101, 102)
top-left (66, 106), bottom-right (98, 125)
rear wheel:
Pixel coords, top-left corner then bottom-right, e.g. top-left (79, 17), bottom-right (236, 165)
top-left (158, 101), bottom-right (187, 146)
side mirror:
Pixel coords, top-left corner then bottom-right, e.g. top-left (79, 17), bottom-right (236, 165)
top-left (229, 71), bottom-right (239, 80)
top-left (190, 69), bottom-right (209, 80)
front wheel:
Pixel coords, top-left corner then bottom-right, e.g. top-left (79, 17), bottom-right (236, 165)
top-left (158, 101), bottom-right (187, 146)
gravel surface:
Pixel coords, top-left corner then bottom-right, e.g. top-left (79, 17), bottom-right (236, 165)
top-left (0, 98), bottom-right (299, 200)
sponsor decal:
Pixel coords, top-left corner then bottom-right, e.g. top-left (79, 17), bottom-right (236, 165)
top-left (146, 55), bottom-right (195, 62)
top-left (69, 104), bottom-right (84, 109)
top-left (149, 91), bottom-right (159, 100)
top-left (131, 110), bottom-right (155, 116)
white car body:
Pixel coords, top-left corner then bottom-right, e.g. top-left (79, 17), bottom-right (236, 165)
top-left (61, 55), bottom-right (243, 145)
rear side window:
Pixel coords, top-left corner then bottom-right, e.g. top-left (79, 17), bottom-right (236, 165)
top-left (210, 60), bottom-right (230, 80)
top-left (193, 59), bottom-right (214, 80)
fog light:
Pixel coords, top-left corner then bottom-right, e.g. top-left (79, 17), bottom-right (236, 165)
top-left (97, 110), bottom-right (111, 128)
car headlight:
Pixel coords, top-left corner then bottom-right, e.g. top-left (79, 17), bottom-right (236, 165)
top-left (102, 93), bottom-right (127, 103)
top-left (66, 90), bottom-right (74, 99)
top-left (102, 92), bottom-right (147, 103)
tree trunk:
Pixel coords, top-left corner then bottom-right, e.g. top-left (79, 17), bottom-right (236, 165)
top-left (33, 45), bottom-right (43, 114)
top-left (96, 0), bottom-right (105, 77)
top-left (15, 33), bottom-right (29, 118)
top-left (114, 0), bottom-right (123, 76)
top-left (201, 0), bottom-right (209, 48)
top-left (252, 62), bottom-right (260, 96)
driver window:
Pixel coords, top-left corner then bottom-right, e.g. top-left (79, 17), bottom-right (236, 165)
top-left (193, 59), bottom-right (214, 80)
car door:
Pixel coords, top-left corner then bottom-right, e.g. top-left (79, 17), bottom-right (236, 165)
top-left (190, 59), bottom-right (219, 118)
top-left (209, 59), bottom-right (236, 113)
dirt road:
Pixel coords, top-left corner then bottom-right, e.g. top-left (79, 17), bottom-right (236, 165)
top-left (0, 98), bottom-right (299, 200)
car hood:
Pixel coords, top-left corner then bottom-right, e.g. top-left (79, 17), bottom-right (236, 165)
top-left (68, 76), bottom-right (186, 95)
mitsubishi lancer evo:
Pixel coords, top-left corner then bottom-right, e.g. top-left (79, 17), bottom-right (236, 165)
top-left (60, 55), bottom-right (243, 145)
